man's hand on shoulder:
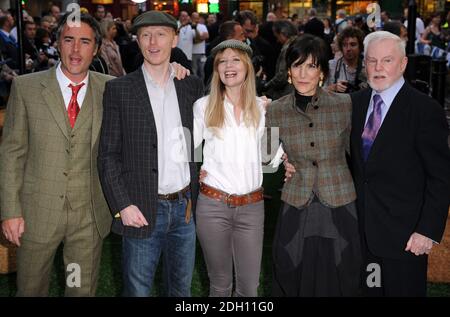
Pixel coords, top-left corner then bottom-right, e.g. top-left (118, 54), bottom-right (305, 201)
top-left (171, 62), bottom-right (190, 80)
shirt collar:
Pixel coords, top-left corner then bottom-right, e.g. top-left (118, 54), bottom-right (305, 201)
top-left (141, 63), bottom-right (175, 87)
top-left (56, 62), bottom-right (89, 89)
top-left (371, 76), bottom-right (405, 108)
top-left (0, 29), bottom-right (9, 37)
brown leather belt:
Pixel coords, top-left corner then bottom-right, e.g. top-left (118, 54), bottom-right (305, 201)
top-left (158, 185), bottom-right (190, 201)
top-left (200, 182), bottom-right (264, 207)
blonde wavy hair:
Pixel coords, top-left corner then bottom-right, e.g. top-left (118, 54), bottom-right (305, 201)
top-left (205, 48), bottom-right (260, 133)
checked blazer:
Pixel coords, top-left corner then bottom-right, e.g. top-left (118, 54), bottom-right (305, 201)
top-left (266, 87), bottom-right (356, 208)
top-left (0, 67), bottom-right (114, 242)
top-left (98, 68), bottom-right (204, 239)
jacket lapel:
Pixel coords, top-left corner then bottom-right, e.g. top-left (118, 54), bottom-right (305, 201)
top-left (134, 68), bottom-right (157, 131)
top-left (355, 88), bottom-right (372, 162)
top-left (72, 79), bottom-right (93, 133)
top-left (90, 72), bottom-right (103, 149)
top-left (174, 79), bottom-right (190, 130)
top-left (41, 67), bottom-right (70, 140)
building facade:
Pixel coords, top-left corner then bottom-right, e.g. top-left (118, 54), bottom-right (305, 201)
top-left (13, 0), bottom-right (450, 23)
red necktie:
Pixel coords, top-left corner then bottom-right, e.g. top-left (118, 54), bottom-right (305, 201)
top-left (68, 83), bottom-right (85, 128)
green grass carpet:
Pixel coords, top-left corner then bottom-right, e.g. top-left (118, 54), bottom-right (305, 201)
top-left (0, 168), bottom-right (449, 296)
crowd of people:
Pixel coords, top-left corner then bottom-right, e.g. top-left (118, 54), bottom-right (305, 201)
top-left (0, 4), bottom-right (449, 298)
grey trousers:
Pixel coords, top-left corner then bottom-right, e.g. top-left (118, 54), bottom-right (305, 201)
top-left (196, 192), bottom-right (264, 297)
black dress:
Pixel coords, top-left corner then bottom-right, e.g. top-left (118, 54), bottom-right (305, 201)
top-left (271, 92), bottom-right (362, 297)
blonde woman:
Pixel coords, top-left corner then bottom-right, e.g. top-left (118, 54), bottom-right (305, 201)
top-left (193, 40), bottom-right (266, 297)
top-left (99, 20), bottom-right (126, 77)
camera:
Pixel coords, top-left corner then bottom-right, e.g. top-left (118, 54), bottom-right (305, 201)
top-left (344, 81), bottom-right (360, 93)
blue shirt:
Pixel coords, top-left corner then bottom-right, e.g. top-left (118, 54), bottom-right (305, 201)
top-left (364, 77), bottom-right (405, 126)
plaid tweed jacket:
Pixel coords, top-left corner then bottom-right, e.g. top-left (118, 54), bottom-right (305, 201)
top-left (0, 67), bottom-right (114, 242)
top-left (266, 87), bottom-right (356, 208)
top-left (98, 68), bottom-right (204, 239)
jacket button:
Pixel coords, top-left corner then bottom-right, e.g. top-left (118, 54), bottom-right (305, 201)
top-left (59, 195), bottom-right (64, 199)
top-left (152, 144), bottom-right (157, 149)
top-left (309, 123), bottom-right (313, 128)
top-left (152, 168), bottom-right (157, 173)
top-left (310, 142), bottom-right (315, 147)
top-left (63, 172), bottom-right (68, 176)
top-left (312, 161), bottom-right (317, 167)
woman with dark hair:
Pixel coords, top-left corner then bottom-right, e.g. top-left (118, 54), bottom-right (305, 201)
top-left (266, 34), bottom-right (362, 296)
top-left (420, 12), bottom-right (446, 50)
top-left (322, 17), bottom-right (335, 46)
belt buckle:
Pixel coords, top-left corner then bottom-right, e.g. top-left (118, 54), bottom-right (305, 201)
top-left (226, 193), bottom-right (235, 208)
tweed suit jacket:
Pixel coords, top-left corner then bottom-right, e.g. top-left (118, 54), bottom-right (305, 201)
top-left (266, 87), bottom-right (356, 208)
top-left (0, 67), bottom-right (114, 242)
top-left (98, 68), bottom-right (204, 239)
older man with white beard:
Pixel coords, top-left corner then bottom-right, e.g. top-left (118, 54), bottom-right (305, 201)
top-left (349, 31), bottom-right (450, 297)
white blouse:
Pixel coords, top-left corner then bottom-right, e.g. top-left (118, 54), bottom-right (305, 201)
top-left (194, 95), bottom-right (266, 195)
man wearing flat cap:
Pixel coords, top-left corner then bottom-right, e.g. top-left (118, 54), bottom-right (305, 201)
top-left (98, 10), bottom-right (204, 296)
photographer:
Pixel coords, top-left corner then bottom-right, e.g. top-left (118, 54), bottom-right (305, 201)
top-left (325, 26), bottom-right (367, 93)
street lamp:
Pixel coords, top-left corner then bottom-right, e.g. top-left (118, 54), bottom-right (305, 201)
top-left (15, 0), bottom-right (24, 74)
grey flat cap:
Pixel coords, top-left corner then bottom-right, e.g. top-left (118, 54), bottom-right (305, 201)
top-left (211, 39), bottom-right (253, 58)
top-left (132, 10), bottom-right (178, 33)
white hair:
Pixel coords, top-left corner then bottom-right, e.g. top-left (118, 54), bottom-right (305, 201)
top-left (337, 9), bottom-right (346, 18)
top-left (308, 8), bottom-right (317, 17)
top-left (363, 31), bottom-right (406, 57)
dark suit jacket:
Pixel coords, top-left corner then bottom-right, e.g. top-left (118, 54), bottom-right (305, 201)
top-left (98, 67), bottom-right (204, 239)
top-left (0, 33), bottom-right (18, 70)
top-left (350, 82), bottom-right (450, 259)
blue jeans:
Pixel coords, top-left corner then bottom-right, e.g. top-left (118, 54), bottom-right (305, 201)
top-left (122, 193), bottom-right (196, 297)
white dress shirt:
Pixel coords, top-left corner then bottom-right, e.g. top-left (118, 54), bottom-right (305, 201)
top-left (194, 95), bottom-right (266, 195)
top-left (142, 64), bottom-right (190, 194)
top-left (56, 62), bottom-right (89, 110)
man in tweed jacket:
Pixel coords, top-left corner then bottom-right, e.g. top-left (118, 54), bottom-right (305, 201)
top-left (0, 14), bottom-right (113, 296)
top-left (98, 11), bottom-right (204, 297)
